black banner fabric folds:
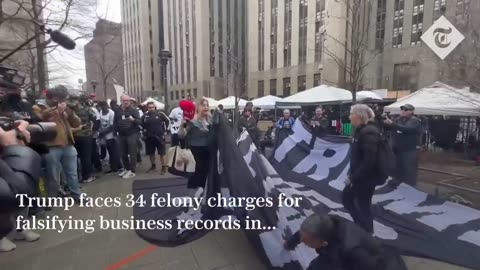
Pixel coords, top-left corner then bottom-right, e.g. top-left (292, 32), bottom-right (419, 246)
top-left (133, 117), bottom-right (480, 270)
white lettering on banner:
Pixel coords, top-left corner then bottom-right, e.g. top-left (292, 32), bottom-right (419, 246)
top-left (274, 122), bottom-right (312, 162)
top-left (243, 145), bottom-right (257, 178)
top-left (259, 205), bottom-right (317, 269)
top-left (458, 230), bottom-right (480, 246)
top-left (374, 184), bottom-right (480, 232)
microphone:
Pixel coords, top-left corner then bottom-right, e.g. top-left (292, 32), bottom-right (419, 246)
top-left (49, 30), bottom-right (76, 50)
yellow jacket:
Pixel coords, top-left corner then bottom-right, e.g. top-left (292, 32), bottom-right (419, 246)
top-left (33, 104), bottom-right (81, 147)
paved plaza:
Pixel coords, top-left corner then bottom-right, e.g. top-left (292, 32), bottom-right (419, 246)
top-left (0, 166), bottom-right (471, 270)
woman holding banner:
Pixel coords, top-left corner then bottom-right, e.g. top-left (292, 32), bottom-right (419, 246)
top-left (178, 98), bottom-right (215, 189)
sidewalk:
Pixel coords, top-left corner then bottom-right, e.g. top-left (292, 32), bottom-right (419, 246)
top-left (0, 165), bottom-right (471, 270)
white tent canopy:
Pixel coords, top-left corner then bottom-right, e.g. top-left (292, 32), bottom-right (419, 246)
top-left (384, 82), bottom-right (480, 116)
top-left (217, 96), bottom-right (248, 110)
top-left (277, 85), bottom-right (352, 106)
top-left (141, 97), bottom-right (165, 110)
top-left (251, 95), bottom-right (284, 109)
top-left (202, 97), bottom-right (220, 109)
top-left (357, 91), bottom-right (383, 101)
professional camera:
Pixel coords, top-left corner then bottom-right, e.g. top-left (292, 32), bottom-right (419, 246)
top-left (0, 65), bottom-right (25, 91)
top-left (0, 117), bottom-right (57, 144)
top-left (0, 64), bottom-right (57, 144)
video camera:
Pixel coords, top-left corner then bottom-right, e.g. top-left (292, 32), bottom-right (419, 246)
top-left (0, 64), bottom-right (57, 144)
top-left (0, 65), bottom-right (25, 92)
top-left (0, 117), bottom-right (57, 144)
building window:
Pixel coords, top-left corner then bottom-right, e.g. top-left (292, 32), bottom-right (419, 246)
top-left (393, 63), bottom-right (418, 91)
top-left (434, 0), bottom-right (447, 21)
top-left (456, 0), bottom-right (471, 24)
top-left (411, 0), bottom-right (424, 46)
top-left (270, 79), bottom-right (277, 96)
top-left (283, 77), bottom-right (291, 96)
top-left (314, 73), bottom-right (321, 86)
top-left (284, 0), bottom-right (292, 67)
top-left (187, 89), bottom-right (191, 98)
top-left (298, 75), bottom-right (306, 92)
top-left (376, 0), bottom-right (386, 51)
top-left (270, 0), bottom-right (278, 69)
top-left (392, 0), bottom-right (404, 48)
top-left (193, 88), bottom-right (198, 99)
top-left (175, 90), bottom-right (179, 100)
top-left (258, 80), bottom-right (265, 97)
top-left (170, 91), bottom-right (174, 101)
top-left (315, 0), bottom-right (325, 62)
top-left (298, 0), bottom-right (308, 64)
top-left (258, 0), bottom-right (265, 71)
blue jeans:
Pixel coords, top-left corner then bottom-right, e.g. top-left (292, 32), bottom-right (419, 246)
top-left (44, 145), bottom-right (81, 198)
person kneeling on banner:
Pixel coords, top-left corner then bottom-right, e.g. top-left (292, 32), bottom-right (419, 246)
top-left (284, 214), bottom-right (407, 270)
top-left (0, 121), bottom-right (42, 252)
top-left (343, 104), bottom-right (387, 234)
top-left (178, 98), bottom-right (215, 189)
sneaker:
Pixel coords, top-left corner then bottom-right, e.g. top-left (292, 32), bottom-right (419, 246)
top-left (84, 177), bottom-right (96, 183)
top-left (0, 237), bottom-right (16, 252)
top-left (118, 170), bottom-right (128, 177)
top-left (104, 170), bottom-right (118, 175)
top-left (160, 166), bottom-right (168, 175)
top-left (122, 171), bottom-right (136, 179)
top-left (14, 230), bottom-right (40, 242)
top-left (147, 166), bottom-right (156, 173)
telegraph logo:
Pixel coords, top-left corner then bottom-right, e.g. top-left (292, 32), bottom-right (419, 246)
top-left (421, 16), bottom-right (464, 60)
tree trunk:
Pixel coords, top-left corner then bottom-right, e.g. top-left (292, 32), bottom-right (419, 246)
top-left (32, 0), bottom-right (47, 91)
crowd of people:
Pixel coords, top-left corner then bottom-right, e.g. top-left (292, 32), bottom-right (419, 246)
top-left (0, 85), bottom-right (177, 252)
top-left (1, 78), bottom-right (422, 270)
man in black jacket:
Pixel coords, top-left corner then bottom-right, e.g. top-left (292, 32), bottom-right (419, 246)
top-left (114, 95), bottom-right (141, 179)
top-left (384, 104), bottom-right (421, 186)
top-left (0, 121), bottom-right (42, 252)
top-left (344, 104), bottom-right (382, 233)
top-left (142, 102), bottom-right (170, 174)
top-left (284, 214), bottom-right (407, 270)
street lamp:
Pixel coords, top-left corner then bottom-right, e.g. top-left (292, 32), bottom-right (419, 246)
top-left (91, 80), bottom-right (98, 95)
top-left (159, 49), bottom-right (172, 111)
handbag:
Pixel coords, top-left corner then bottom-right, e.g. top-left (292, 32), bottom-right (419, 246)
top-left (167, 146), bottom-right (196, 177)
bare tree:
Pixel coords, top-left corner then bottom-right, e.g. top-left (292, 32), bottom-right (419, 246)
top-left (321, 0), bottom-right (378, 102)
top-left (0, 0), bottom-right (95, 94)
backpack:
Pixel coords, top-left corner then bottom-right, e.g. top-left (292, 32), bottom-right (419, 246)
top-left (375, 135), bottom-right (396, 185)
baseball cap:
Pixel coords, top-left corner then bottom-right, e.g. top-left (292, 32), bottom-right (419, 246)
top-left (400, 104), bottom-right (415, 111)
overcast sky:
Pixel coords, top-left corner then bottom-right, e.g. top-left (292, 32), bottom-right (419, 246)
top-left (47, 0), bottom-right (122, 89)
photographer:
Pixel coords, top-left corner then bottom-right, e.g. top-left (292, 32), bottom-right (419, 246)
top-left (32, 86), bottom-right (82, 202)
top-left (311, 106), bottom-right (329, 137)
top-left (383, 104), bottom-right (421, 186)
top-left (0, 121), bottom-right (42, 252)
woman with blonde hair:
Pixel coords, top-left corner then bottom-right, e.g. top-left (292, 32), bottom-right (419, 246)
top-left (178, 98), bottom-right (214, 189)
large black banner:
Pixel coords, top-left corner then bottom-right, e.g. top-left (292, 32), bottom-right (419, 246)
top-left (133, 118), bottom-right (480, 270)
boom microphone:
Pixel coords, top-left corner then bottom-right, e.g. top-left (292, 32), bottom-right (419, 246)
top-left (49, 30), bottom-right (76, 50)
